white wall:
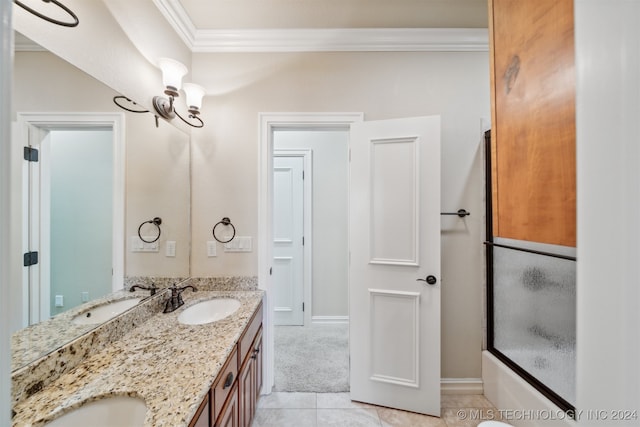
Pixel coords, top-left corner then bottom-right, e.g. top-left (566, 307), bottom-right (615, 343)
top-left (190, 51), bottom-right (490, 379)
top-left (575, 0), bottom-right (640, 423)
top-left (274, 130), bottom-right (349, 319)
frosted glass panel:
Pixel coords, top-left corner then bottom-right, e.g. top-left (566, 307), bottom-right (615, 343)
top-left (493, 246), bottom-right (576, 405)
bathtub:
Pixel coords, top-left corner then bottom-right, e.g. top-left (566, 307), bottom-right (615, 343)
top-left (482, 351), bottom-right (577, 427)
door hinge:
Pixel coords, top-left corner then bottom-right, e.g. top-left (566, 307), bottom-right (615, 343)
top-left (302, 170), bottom-right (305, 180)
top-left (23, 251), bottom-right (38, 267)
top-left (302, 236), bottom-right (305, 246)
top-left (269, 267), bottom-right (273, 275)
top-left (302, 302), bottom-right (305, 312)
top-left (24, 146), bottom-right (39, 162)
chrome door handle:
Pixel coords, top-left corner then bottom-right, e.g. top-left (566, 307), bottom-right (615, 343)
top-left (417, 275), bottom-right (437, 285)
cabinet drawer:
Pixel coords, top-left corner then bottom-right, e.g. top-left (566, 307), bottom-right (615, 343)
top-left (212, 346), bottom-right (238, 423)
top-left (238, 302), bottom-right (263, 365)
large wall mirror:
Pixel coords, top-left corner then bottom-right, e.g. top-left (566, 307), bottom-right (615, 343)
top-left (11, 33), bottom-right (191, 370)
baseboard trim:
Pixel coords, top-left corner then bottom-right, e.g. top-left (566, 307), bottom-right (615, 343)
top-left (311, 316), bottom-right (349, 324)
top-left (441, 378), bottom-right (484, 395)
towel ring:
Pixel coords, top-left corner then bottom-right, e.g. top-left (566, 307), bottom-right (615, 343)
top-left (213, 217), bottom-right (236, 244)
top-left (14, 0), bottom-right (79, 27)
top-left (138, 217), bottom-right (162, 244)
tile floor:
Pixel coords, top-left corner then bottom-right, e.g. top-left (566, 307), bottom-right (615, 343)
top-left (252, 392), bottom-right (501, 427)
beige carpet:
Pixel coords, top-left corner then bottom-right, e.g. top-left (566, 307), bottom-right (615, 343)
top-left (274, 324), bottom-right (349, 392)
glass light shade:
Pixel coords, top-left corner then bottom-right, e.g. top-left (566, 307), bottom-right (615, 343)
top-left (157, 57), bottom-right (188, 90)
top-left (183, 83), bottom-right (206, 110)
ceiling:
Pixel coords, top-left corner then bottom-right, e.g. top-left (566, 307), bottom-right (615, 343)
top-left (173, 0), bottom-right (489, 30)
top-left (13, 0), bottom-right (489, 53)
top-left (154, 0), bottom-right (489, 52)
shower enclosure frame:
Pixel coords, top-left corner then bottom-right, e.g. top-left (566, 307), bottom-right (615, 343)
top-left (484, 130), bottom-right (576, 415)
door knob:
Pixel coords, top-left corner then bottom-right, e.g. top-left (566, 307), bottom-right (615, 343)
top-left (417, 275), bottom-right (437, 285)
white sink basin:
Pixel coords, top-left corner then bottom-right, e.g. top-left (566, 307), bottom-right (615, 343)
top-left (72, 298), bottom-right (142, 325)
top-left (43, 395), bottom-right (147, 426)
top-left (178, 298), bottom-right (241, 325)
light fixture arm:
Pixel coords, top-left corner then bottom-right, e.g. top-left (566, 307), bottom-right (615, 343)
top-left (14, 0), bottom-right (79, 27)
top-left (174, 110), bottom-right (204, 128)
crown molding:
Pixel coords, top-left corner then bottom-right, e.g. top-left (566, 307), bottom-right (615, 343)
top-left (13, 33), bottom-right (45, 52)
top-left (153, 0), bottom-right (488, 52)
top-left (190, 28), bottom-right (488, 53)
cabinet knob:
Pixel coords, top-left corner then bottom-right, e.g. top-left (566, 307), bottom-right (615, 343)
top-left (223, 372), bottom-right (234, 389)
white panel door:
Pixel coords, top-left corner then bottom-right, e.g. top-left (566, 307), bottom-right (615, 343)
top-left (349, 116), bottom-right (441, 416)
top-left (273, 156), bottom-right (305, 326)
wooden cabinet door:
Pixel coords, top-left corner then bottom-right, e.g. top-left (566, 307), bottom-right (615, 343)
top-left (188, 394), bottom-right (210, 427)
top-left (489, 0), bottom-right (576, 246)
top-left (239, 356), bottom-right (255, 427)
top-left (216, 382), bottom-right (239, 427)
top-left (253, 330), bottom-right (263, 400)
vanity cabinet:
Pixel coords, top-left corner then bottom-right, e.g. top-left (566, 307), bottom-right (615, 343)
top-left (189, 301), bottom-right (263, 427)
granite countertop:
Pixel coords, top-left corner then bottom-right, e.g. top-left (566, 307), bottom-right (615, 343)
top-left (11, 289), bottom-right (159, 372)
top-left (12, 289), bottom-right (264, 427)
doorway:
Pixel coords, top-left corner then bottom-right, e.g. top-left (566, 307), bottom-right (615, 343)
top-left (16, 113), bottom-right (125, 327)
top-left (271, 130), bottom-right (350, 392)
top-left (259, 113), bottom-right (364, 394)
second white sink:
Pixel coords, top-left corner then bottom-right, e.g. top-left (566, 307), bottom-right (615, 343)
top-left (43, 395), bottom-right (147, 426)
top-left (178, 298), bottom-right (241, 325)
top-left (72, 298), bottom-right (142, 325)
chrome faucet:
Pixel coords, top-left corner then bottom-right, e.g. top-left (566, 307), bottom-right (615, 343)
top-left (130, 283), bottom-right (158, 296)
top-left (163, 280), bottom-right (197, 313)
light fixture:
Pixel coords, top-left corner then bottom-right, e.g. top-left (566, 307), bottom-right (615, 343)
top-left (152, 58), bottom-right (205, 128)
top-left (14, 0), bottom-right (79, 27)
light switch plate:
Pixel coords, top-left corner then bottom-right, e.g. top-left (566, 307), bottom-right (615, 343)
top-left (207, 241), bottom-right (217, 257)
top-left (166, 241), bottom-right (176, 257)
top-left (224, 236), bottom-right (253, 252)
top-left (55, 295), bottom-right (64, 307)
top-left (131, 236), bottom-right (159, 252)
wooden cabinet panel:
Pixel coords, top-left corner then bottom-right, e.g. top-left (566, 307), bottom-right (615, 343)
top-left (215, 382), bottom-right (239, 427)
top-left (238, 303), bottom-right (263, 366)
top-left (188, 393), bottom-right (209, 427)
top-left (489, 0), bottom-right (576, 246)
top-left (254, 329), bottom-right (263, 401)
top-left (212, 346), bottom-right (238, 424)
top-left (239, 353), bottom-right (255, 427)
top-left (239, 327), bottom-right (263, 427)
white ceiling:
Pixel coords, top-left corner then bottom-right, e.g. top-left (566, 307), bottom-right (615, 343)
top-left (154, 0), bottom-right (489, 52)
top-left (14, 0), bottom-right (489, 53)
top-left (173, 0), bottom-right (489, 30)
